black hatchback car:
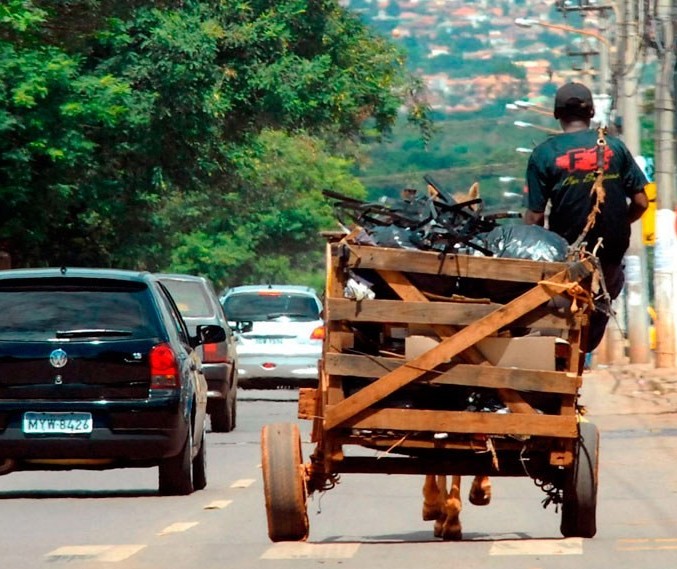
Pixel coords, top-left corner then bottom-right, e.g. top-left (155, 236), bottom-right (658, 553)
top-left (0, 268), bottom-right (225, 495)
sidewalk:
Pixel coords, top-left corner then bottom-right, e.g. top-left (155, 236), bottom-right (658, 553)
top-left (579, 362), bottom-right (677, 430)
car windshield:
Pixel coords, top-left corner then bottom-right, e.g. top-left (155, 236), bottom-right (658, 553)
top-left (160, 279), bottom-right (214, 318)
top-left (0, 286), bottom-right (159, 341)
top-left (223, 291), bottom-right (320, 322)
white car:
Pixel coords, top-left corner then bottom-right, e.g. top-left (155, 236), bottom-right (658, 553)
top-left (220, 285), bottom-right (324, 388)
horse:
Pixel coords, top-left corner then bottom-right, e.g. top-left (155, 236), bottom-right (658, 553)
top-left (419, 180), bottom-right (491, 540)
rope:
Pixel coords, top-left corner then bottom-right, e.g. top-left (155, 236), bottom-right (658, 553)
top-left (569, 125), bottom-right (608, 254)
top-left (538, 279), bottom-right (595, 313)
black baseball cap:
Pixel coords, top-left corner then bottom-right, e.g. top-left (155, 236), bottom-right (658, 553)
top-left (553, 82), bottom-right (595, 119)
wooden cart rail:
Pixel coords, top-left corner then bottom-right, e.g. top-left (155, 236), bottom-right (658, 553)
top-left (323, 354), bottom-right (580, 395)
top-left (337, 244), bottom-right (570, 283)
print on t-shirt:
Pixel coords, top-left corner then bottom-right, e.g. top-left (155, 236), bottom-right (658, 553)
top-left (554, 145), bottom-right (613, 172)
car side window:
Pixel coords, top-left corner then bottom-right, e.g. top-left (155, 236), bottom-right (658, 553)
top-left (156, 284), bottom-right (191, 346)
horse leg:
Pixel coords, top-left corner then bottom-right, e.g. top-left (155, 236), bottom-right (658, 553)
top-left (469, 475), bottom-right (492, 506)
top-left (437, 475), bottom-right (463, 541)
top-left (422, 474), bottom-right (443, 521)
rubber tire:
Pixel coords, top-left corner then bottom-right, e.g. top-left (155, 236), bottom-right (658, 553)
top-left (192, 425), bottom-right (207, 491)
top-left (561, 421), bottom-right (599, 538)
top-left (261, 422), bottom-right (309, 542)
top-left (230, 369), bottom-right (238, 431)
top-left (210, 398), bottom-right (232, 433)
top-left (158, 426), bottom-right (194, 496)
top-left (229, 387), bottom-right (237, 430)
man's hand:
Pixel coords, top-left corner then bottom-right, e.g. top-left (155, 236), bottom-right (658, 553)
top-left (628, 189), bottom-right (649, 223)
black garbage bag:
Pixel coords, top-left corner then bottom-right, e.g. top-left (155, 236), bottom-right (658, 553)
top-left (479, 224), bottom-right (569, 262)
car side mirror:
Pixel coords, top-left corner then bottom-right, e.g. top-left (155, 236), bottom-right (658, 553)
top-left (195, 324), bottom-right (226, 346)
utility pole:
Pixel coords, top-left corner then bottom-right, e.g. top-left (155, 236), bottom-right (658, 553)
top-left (617, 0), bottom-right (652, 364)
top-left (653, 0), bottom-right (676, 368)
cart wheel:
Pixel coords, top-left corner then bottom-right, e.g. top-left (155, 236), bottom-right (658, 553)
top-left (560, 421), bottom-right (599, 538)
top-left (261, 422), bottom-right (309, 542)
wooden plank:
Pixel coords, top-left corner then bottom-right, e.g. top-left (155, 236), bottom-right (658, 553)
top-left (432, 365), bottom-right (578, 395)
top-left (344, 408), bottom-right (578, 438)
top-left (329, 456), bottom-right (541, 476)
top-left (327, 331), bottom-right (354, 352)
top-left (323, 353), bottom-right (578, 394)
top-left (298, 388), bottom-right (319, 420)
top-left (378, 270), bottom-right (430, 303)
top-left (324, 352), bottom-right (402, 376)
top-left (327, 298), bottom-right (573, 330)
top-left (339, 244), bottom-right (568, 283)
top-left (324, 263), bottom-right (589, 429)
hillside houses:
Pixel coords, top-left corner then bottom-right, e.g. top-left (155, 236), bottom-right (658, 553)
top-left (342, 0), bottom-right (596, 113)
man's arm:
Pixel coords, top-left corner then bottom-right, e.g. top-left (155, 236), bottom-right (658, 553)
top-left (524, 209), bottom-right (546, 226)
top-left (628, 189), bottom-right (649, 223)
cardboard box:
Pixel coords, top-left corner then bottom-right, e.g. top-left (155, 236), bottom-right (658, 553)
top-left (405, 335), bottom-right (443, 361)
top-left (405, 335), bottom-right (558, 371)
top-left (476, 336), bottom-right (557, 371)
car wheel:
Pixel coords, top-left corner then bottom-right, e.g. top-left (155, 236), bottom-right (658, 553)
top-left (159, 425), bottom-right (194, 496)
top-left (210, 398), bottom-right (232, 433)
top-left (192, 424), bottom-right (207, 491)
top-left (230, 388), bottom-right (237, 430)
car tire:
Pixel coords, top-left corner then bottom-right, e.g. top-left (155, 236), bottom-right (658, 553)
top-left (159, 425), bottom-right (194, 496)
top-left (210, 397), bottom-right (232, 433)
top-left (192, 425), bottom-right (207, 491)
top-left (229, 389), bottom-right (237, 430)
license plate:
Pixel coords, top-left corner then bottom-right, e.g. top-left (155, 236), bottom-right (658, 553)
top-left (255, 338), bottom-right (283, 344)
top-left (22, 412), bottom-right (93, 435)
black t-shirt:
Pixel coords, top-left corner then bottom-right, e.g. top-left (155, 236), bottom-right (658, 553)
top-left (526, 129), bottom-right (647, 264)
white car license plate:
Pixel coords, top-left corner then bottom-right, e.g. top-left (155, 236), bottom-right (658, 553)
top-left (22, 412), bottom-right (93, 435)
top-left (255, 338), bottom-right (283, 344)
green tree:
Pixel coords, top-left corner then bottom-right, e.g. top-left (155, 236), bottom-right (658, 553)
top-left (0, 0), bottom-right (428, 288)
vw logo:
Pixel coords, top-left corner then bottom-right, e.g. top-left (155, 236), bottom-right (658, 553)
top-left (49, 348), bottom-right (68, 368)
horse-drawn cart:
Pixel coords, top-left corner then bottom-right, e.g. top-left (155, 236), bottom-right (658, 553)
top-left (261, 237), bottom-right (600, 542)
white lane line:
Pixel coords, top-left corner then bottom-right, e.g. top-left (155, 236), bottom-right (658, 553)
top-left (618, 538), bottom-right (677, 551)
top-left (489, 538), bottom-right (583, 556)
top-left (46, 545), bottom-right (146, 562)
top-left (158, 522), bottom-right (199, 536)
top-left (230, 478), bottom-right (255, 488)
top-left (204, 499), bottom-right (233, 510)
top-left (260, 542), bottom-right (360, 560)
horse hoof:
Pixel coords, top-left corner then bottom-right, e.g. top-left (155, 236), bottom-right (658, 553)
top-left (440, 524), bottom-right (462, 541)
top-left (468, 478), bottom-right (492, 506)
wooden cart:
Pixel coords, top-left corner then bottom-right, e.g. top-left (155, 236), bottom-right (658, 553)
top-left (261, 239), bottom-right (600, 542)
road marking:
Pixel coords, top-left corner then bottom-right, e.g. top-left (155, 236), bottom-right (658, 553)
top-left (260, 542), bottom-right (360, 560)
top-left (230, 478), bottom-right (255, 488)
top-left (204, 499), bottom-right (233, 510)
top-left (158, 522), bottom-right (199, 535)
top-left (46, 545), bottom-right (146, 562)
top-left (618, 538), bottom-right (677, 551)
top-left (489, 538), bottom-right (583, 556)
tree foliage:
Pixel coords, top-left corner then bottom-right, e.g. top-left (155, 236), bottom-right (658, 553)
top-left (0, 0), bottom-right (428, 288)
